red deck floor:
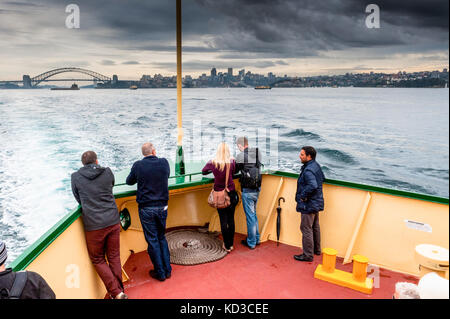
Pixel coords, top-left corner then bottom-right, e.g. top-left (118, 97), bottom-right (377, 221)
top-left (122, 233), bottom-right (419, 299)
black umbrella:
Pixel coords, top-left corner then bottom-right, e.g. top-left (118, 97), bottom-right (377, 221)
top-left (276, 197), bottom-right (285, 246)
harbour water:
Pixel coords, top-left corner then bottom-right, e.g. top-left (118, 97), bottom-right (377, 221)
top-left (0, 87), bottom-right (448, 262)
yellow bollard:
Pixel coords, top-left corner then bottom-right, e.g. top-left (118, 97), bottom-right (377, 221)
top-left (352, 255), bottom-right (369, 282)
top-left (314, 250), bottom-right (373, 294)
top-left (322, 248), bottom-right (338, 273)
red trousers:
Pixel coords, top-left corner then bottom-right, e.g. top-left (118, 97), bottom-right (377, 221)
top-left (85, 223), bottom-right (123, 297)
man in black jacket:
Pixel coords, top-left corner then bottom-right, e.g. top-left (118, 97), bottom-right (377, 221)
top-left (126, 143), bottom-right (172, 282)
top-left (294, 146), bottom-right (325, 262)
top-left (71, 151), bottom-right (127, 299)
top-left (0, 240), bottom-right (55, 299)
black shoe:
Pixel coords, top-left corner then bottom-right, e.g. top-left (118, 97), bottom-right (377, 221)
top-left (166, 272), bottom-right (171, 279)
top-left (241, 239), bottom-right (255, 249)
top-left (314, 251), bottom-right (321, 256)
top-left (149, 269), bottom-right (166, 281)
top-left (294, 254), bottom-right (313, 262)
top-left (245, 237), bottom-right (260, 245)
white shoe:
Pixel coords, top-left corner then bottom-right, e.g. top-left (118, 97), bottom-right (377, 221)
top-left (222, 243), bottom-right (231, 253)
top-left (115, 292), bottom-right (128, 299)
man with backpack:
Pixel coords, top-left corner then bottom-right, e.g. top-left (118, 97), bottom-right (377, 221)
top-left (236, 137), bottom-right (263, 250)
top-left (0, 240), bottom-right (56, 299)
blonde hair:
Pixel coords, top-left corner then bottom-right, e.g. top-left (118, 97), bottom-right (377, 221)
top-left (212, 142), bottom-right (232, 171)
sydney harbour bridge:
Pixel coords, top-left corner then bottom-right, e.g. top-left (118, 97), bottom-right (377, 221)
top-left (0, 67), bottom-right (115, 88)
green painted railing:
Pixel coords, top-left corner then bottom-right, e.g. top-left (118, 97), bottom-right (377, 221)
top-left (267, 170), bottom-right (449, 205)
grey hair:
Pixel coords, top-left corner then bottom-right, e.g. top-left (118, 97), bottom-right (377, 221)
top-left (141, 143), bottom-right (155, 156)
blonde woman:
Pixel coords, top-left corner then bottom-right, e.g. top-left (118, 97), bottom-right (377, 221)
top-left (202, 142), bottom-right (239, 252)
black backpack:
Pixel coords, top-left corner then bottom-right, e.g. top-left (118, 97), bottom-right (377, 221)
top-left (0, 271), bottom-right (27, 299)
top-left (240, 148), bottom-right (262, 189)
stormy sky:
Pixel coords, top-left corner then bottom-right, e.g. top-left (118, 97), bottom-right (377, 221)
top-left (0, 0), bottom-right (448, 80)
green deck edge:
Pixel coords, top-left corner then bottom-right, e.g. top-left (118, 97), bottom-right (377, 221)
top-left (267, 170), bottom-right (449, 205)
top-left (10, 171), bottom-right (449, 271)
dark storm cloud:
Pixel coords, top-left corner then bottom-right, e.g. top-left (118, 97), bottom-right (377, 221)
top-left (122, 61), bottom-right (140, 65)
top-left (127, 45), bottom-right (219, 53)
top-left (151, 59), bottom-right (290, 71)
top-left (4, 0), bottom-right (447, 56)
top-left (193, 0), bottom-right (448, 55)
top-left (2, 1), bottom-right (43, 7)
top-left (356, 0), bottom-right (448, 29)
top-left (0, 0), bottom-right (448, 75)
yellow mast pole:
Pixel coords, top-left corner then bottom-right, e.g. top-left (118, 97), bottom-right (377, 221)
top-left (175, 0), bottom-right (185, 174)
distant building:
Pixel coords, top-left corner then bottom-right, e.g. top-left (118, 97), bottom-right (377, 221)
top-left (211, 68), bottom-right (217, 77)
top-left (228, 68), bottom-right (233, 77)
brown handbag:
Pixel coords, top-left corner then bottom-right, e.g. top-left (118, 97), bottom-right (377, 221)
top-left (208, 163), bottom-right (231, 209)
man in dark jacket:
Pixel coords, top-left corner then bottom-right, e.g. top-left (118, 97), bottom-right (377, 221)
top-left (0, 240), bottom-right (55, 299)
top-left (126, 143), bottom-right (172, 282)
top-left (71, 151), bottom-right (127, 299)
top-left (294, 146), bottom-right (325, 262)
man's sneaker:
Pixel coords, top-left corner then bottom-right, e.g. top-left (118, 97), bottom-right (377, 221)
top-left (241, 239), bottom-right (255, 250)
top-left (149, 269), bottom-right (166, 281)
top-left (115, 292), bottom-right (128, 299)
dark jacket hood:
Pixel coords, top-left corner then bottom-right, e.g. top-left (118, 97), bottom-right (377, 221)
top-left (78, 164), bottom-right (105, 180)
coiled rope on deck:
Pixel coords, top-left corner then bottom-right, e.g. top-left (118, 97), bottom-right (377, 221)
top-left (166, 229), bottom-right (227, 265)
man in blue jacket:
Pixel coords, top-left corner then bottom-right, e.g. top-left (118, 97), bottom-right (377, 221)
top-left (126, 143), bottom-right (172, 281)
top-left (294, 146), bottom-right (325, 262)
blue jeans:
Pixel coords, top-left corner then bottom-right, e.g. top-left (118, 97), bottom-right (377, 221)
top-left (138, 206), bottom-right (172, 279)
top-left (242, 188), bottom-right (260, 248)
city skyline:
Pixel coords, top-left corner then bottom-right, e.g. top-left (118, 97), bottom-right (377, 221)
top-left (0, 0), bottom-right (448, 80)
top-left (2, 66), bottom-right (447, 89)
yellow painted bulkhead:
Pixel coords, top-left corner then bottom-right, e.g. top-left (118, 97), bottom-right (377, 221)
top-left (23, 174), bottom-right (448, 298)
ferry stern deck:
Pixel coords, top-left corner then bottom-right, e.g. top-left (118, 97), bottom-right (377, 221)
top-left (121, 233), bottom-right (418, 299)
